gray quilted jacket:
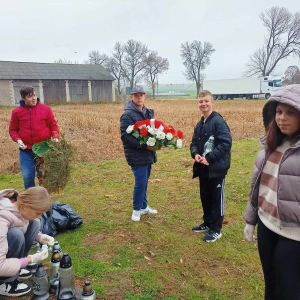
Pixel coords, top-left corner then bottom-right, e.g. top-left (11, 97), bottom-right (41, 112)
top-left (244, 84), bottom-right (300, 227)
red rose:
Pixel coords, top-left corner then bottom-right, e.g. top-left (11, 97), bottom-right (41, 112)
top-left (140, 127), bottom-right (148, 137)
top-left (166, 125), bottom-right (176, 135)
top-left (177, 130), bottom-right (184, 139)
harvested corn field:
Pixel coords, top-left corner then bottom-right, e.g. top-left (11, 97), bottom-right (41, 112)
top-left (0, 99), bottom-right (265, 174)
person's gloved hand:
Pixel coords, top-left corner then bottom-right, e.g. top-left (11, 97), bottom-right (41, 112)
top-left (29, 250), bottom-right (48, 264)
top-left (244, 223), bottom-right (256, 241)
top-left (53, 138), bottom-right (59, 142)
top-left (17, 139), bottom-right (27, 150)
top-left (39, 234), bottom-right (55, 246)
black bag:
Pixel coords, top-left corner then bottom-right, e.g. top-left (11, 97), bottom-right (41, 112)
top-left (40, 201), bottom-right (83, 235)
top-left (40, 209), bottom-right (57, 236)
top-left (52, 201), bottom-right (83, 230)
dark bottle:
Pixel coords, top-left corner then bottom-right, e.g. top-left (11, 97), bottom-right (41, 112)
top-left (32, 264), bottom-right (49, 300)
top-left (80, 280), bottom-right (96, 300)
top-left (53, 241), bottom-right (63, 258)
top-left (49, 251), bottom-right (61, 294)
top-left (57, 253), bottom-right (77, 300)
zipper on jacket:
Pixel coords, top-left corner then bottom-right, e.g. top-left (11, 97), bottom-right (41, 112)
top-left (30, 108), bottom-right (34, 146)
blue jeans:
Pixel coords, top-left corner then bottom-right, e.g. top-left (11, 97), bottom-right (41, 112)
top-left (0, 219), bottom-right (40, 283)
top-left (19, 150), bottom-right (40, 190)
top-left (131, 165), bottom-right (151, 211)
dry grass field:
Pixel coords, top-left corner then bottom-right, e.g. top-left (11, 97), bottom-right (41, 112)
top-left (0, 99), bottom-right (265, 174)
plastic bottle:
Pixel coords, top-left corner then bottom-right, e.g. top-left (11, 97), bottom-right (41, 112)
top-left (49, 251), bottom-right (61, 294)
top-left (40, 245), bottom-right (52, 275)
top-left (32, 264), bottom-right (49, 300)
top-left (80, 280), bottom-right (96, 300)
top-left (57, 253), bottom-right (77, 300)
top-left (27, 242), bottom-right (40, 274)
top-left (202, 135), bottom-right (214, 158)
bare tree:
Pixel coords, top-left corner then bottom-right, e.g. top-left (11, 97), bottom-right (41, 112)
top-left (54, 58), bottom-right (78, 64)
top-left (283, 65), bottom-right (300, 84)
top-left (88, 51), bottom-right (109, 65)
top-left (180, 41), bottom-right (215, 97)
top-left (143, 51), bottom-right (169, 98)
top-left (245, 7), bottom-right (300, 76)
top-left (113, 40), bottom-right (149, 89)
top-left (104, 57), bottom-right (125, 95)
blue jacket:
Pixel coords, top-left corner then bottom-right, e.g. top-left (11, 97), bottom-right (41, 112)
top-left (190, 112), bottom-right (232, 179)
top-left (120, 101), bottom-right (157, 167)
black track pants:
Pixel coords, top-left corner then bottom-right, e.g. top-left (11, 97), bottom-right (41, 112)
top-left (199, 176), bottom-right (225, 233)
top-left (258, 218), bottom-right (300, 300)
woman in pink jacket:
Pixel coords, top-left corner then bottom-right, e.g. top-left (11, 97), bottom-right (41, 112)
top-left (0, 187), bottom-right (54, 297)
top-left (244, 84), bottom-right (300, 300)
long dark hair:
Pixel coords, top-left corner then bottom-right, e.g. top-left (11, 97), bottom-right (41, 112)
top-left (266, 103), bottom-right (300, 152)
top-left (266, 119), bottom-right (286, 152)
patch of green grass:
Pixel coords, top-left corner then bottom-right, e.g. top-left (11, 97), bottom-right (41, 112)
top-left (0, 139), bottom-right (264, 299)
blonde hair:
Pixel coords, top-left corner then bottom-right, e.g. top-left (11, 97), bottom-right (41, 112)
top-left (198, 90), bottom-right (213, 99)
top-left (17, 187), bottom-right (51, 213)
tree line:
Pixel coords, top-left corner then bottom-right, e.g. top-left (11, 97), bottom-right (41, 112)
top-left (54, 6), bottom-right (300, 97)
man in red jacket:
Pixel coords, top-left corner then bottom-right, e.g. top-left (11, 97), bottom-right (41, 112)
top-left (9, 86), bottom-right (60, 189)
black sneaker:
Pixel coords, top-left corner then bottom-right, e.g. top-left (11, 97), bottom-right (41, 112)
top-left (203, 230), bottom-right (222, 242)
top-left (18, 268), bottom-right (32, 280)
top-left (192, 223), bottom-right (209, 232)
top-left (0, 279), bottom-right (31, 296)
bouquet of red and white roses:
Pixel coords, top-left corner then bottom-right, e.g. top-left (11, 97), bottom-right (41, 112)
top-left (126, 119), bottom-right (184, 150)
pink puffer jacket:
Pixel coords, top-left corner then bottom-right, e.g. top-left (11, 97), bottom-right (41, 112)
top-left (0, 189), bottom-right (29, 277)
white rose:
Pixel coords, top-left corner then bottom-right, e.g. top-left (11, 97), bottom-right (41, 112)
top-left (146, 137), bottom-right (156, 147)
top-left (156, 131), bottom-right (166, 140)
top-left (147, 125), bottom-right (151, 130)
top-left (126, 125), bottom-right (134, 134)
top-left (176, 139), bottom-right (183, 148)
top-left (148, 128), bottom-right (156, 135)
top-left (166, 133), bottom-right (173, 140)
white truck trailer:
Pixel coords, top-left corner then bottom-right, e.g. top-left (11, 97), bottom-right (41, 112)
top-left (203, 76), bottom-right (282, 100)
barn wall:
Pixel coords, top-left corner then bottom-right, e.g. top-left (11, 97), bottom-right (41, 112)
top-left (43, 80), bottom-right (67, 103)
top-left (91, 80), bottom-right (113, 102)
top-left (0, 80), bottom-right (13, 106)
top-left (13, 80), bottom-right (40, 104)
top-left (68, 80), bottom-right (89, 101)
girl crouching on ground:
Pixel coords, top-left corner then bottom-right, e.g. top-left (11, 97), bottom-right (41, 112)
top-left (0, 187), bottom-right (54, 297)
top-left (244, 84), bottom-right (300, 300)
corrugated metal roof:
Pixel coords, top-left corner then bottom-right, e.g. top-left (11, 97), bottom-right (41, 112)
top-left (0, 61), bottom-right (115, 81)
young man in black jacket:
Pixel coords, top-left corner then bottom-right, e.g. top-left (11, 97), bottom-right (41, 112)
top-left (190, 90), bottom-right (232, 242)
top-left (120, 86), bottom-right (158, 222)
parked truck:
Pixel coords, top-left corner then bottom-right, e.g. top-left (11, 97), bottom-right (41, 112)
top-left (203, 76), bottom-right (282, 100)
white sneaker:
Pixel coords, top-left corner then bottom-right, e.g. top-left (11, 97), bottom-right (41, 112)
top-left (18, 268), bottom-right (32, 280)
top-left (0, 280), bottom-right (31, 297)
top-left (141, 206), bottom-right (157, 215)
top-left (131, 210), bottom-right (141, 222)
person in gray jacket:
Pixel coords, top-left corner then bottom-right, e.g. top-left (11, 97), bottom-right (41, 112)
top-left (243, 84), bottom-right (300, 300)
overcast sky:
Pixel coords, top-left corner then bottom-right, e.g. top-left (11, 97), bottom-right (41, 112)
top-left (1, 0), bottom-right (300, 84)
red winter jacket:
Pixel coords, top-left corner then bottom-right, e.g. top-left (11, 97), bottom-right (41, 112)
top-left (9, 100), bottom-right (59, 149)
